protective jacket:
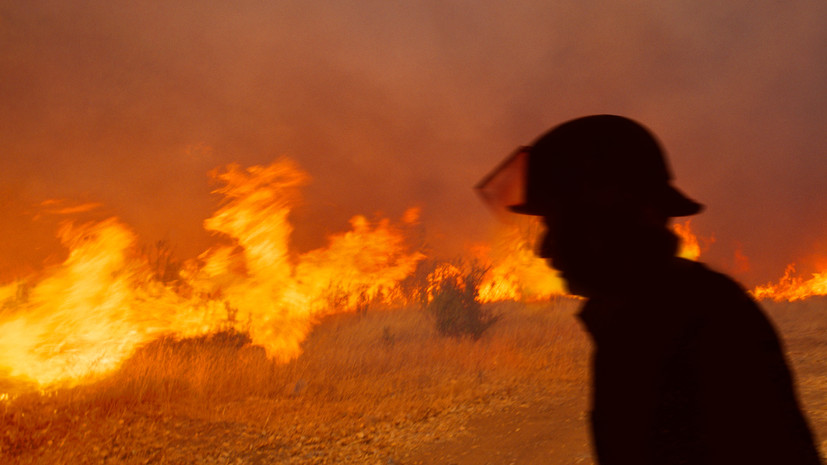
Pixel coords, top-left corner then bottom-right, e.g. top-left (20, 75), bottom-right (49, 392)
top-left (578, 257), bottom-right (822, 465)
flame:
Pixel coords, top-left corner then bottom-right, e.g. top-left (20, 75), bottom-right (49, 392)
top-left (751, 264), bottom-right (827, 302)
top-left (0, 219), bottom-right (186, 385)
top-left (40, 199), bottom-right (103, 215)
top-left (474, 225), bottom-right (566, 303)
top-left (1, 158), bottom-right (821, 389)
top-left (295, 213), bottom-right (425, 311)
top-left (424, 263), bottom-right (465, 303)
top-left (671, 220), bottom-right (827, 302)
top-left (671, 220), bottom-right (827, 301)
top-left (673, 220), bottom-right (701, 261)
top-left (0, 158), bottom-right (424, 387)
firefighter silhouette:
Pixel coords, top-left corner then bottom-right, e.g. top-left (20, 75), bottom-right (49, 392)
top-left (478, 115), bottom-right (823, 465)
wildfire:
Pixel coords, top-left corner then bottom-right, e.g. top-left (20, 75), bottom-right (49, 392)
top-left (474, 225), bottom-right (566, 303)
top-left (0, 158), bottom-right (424, 387)
top-left (0, 158), bottom-right (823, 389)
top-left (670, 221), bottom-right (827, 301)
top-left (0, 219), bottom-right (186, 385)
top-left (425, 263), bottom-right (465, 302)
top-left (751, 264), bottom-right (827, 302)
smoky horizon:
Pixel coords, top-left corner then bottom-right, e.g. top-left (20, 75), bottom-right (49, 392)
top-left (2, 1), bottom-right (827, 288)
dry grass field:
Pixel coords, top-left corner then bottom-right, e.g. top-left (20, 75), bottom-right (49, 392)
top-left (2, 296), bottom-right (825, 464)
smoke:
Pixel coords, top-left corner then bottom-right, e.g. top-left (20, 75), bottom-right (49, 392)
top-left (1, 0), bottom-right (826, 286)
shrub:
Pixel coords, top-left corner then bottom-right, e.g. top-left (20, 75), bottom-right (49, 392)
top-left (425, 263), bottom-right (499, 340)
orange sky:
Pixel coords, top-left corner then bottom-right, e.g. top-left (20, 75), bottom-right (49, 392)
top-left (1, 1), bottom-right (827, 287)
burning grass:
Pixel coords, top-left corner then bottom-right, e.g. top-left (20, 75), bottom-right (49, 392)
top-left (1, 298), bottom-right (590, 464)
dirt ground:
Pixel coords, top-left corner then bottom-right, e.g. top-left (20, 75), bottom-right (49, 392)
top-left (408, 300), bottom-right (827, 465)
top-left (1, 383), bottom-right (591, 465)
top-left (407, 385), bottom-right (593, 465)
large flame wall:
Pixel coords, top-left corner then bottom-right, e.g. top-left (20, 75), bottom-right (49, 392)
top-left (0, 159), bottom-right (425, 387)
top-left (0, 157), bottom-right (825, 390)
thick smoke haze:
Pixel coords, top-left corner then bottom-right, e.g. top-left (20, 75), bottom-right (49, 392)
top-left (2, 1), bottom-right (826, 287)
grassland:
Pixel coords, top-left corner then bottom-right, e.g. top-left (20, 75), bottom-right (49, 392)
top-left (2, 296), bottom-right (825, 464)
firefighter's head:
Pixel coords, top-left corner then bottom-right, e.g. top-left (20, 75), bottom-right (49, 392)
top-left (509, 114), bottom-right (702, 218)
top-left (496, 115), bottom-right (703, 295)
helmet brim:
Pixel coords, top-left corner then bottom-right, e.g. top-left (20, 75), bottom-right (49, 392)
top-left (508, 184), bottom-right (704, 217)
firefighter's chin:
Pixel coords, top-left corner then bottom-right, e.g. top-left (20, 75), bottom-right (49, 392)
top-left (555, 269), bottom-right (599, 298)
top-left (562, 277), bottom-right (590, 298)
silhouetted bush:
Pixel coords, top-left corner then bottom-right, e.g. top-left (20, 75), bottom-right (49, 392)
top-left (425, 264), bottom-right (499, 340)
